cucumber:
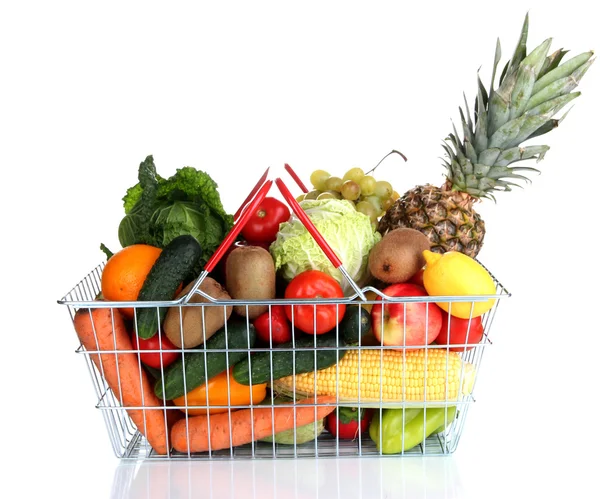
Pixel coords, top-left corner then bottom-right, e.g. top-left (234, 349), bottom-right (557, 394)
top-left (232, 331), bottom-right (346, 386)
top-left (155, 318), bottom-right (256, 400)
top-left (338, 305), bottom-right (371, 345)
top-left (135, 235), bottom-right (202, 339)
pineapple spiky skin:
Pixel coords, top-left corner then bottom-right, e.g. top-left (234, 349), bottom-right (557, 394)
top-left (378, 184), bottom-right (485, 258)
top-left (377, 14), bottom-right (594, 258)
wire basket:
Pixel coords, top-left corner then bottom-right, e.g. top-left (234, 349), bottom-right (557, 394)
top-left (57, 169), bottom-right (510, 460)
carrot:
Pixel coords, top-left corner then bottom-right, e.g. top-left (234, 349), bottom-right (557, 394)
top-left (171, 395), bottom-right (337, 453)
top-left (73, 306), bottom-right (181, 455)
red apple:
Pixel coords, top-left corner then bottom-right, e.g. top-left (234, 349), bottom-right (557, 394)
top-left (436, 312), bottom-right (484, 352)
top-left (408, 267), bottom-right (425, 287)
top-left (371, 283), bottom-right (443, 347)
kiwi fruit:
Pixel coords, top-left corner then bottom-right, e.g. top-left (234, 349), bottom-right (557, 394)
top-left (225, 245), bottom-right (276, 319)
top-left (368, 228), bottom-right (431, 284)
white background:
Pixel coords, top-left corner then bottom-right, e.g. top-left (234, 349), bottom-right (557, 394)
top-left (2, 1), bottom-right (599, 497)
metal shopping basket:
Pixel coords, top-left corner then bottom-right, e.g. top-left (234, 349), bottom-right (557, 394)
top-left (57, 166), bottom-right (510, 460)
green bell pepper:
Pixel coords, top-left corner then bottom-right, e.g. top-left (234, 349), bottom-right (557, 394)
top-left (369, 406), bottom-right (457, 454)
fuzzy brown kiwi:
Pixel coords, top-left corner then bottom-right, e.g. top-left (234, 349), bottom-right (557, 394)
top-left (225, 245), bottom-right (276, 319)
top-left (368, 228), bottom-right (431, 284)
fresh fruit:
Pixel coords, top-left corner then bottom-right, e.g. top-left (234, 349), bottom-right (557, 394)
top-left (326, 407), bottom-right (373, 439)
top-left (172, 367), bottom-right (267, 416)
top-left (310, 169), bottom-right (331, 191)
top-left (253, 305), bottom-right (292, 345)
top-left (377, 15), bottom-right (594, 258)
top-left (240, 196), bottom-right (291, 246)
top-left (135, 235), bottom-right (203, 339)
top-left (368, 228), bottom-right (431, 283)
top-left (436, 312), bottom-right (484, 352)
top-left (371, 283), bottom-right (442, 347)
top-left (225, 245), bottom-right (276, 320)
top-left (154, 318), bottom-right (257, 400)
top-left (100, 244), bottom-right (162, 319)
top-left (341, 180), bottom-right (361, 201)
top-left (132, 331), bottom-right (180, 369)
top-left (408, 267), bottom-right (425, 287)
top-left (422, 250), bottom-right (496, 319)
top-left (284, 270), bottom-right (346, 335)
top-left (163, 277), bottom-right (233, 348)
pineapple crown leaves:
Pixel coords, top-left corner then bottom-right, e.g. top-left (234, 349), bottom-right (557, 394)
top-left (445, 13), bottom-right (595, 200)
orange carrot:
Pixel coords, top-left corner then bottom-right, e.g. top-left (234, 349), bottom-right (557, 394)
top-left (73, 306), bottom-right (181, 455)
top-left (171, 395), bottom-right (337, 453)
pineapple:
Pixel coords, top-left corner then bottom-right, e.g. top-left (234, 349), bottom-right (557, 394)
top-left (378, 14), bottom-right (595, 258)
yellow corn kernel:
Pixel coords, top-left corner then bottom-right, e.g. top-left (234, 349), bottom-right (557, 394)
top-left (272, 348), bottom-right (475, 403)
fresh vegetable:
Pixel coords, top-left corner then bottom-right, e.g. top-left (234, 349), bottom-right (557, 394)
top-left (163, 277), bottom-right (233, 348)
top-left (326, 407), bottom-right (372, 439)
top-left (172, 367), bottom-right (267, 416)
top-left (371, 283), bottom-right (443, 347)
top-left (422, 250), bottom-right (497, 319)
top-left (259, 394), bottom-right (325, 445)
top-left (132, 331), bottom-right (180, 369)
top-left (116, 155), bottom-right (233, 271)
top-left (436, 312), bottom-right (484, 352)
top-left (253, 305), bottom-right (292, 345)
top-left (369, 406), bottom-right (457, 454)
top-left (100, 244), bottom-right (162, 319)
top-left (337, 305), bottom-right (371, 345)
top-left (72, 307), bottom-right (181, 455)
top-left (232, 330), bottom-right (346, 386)
top-left (241, 196), bottom-right (291, 246)
top-left (154, 318), bottom-right (257, 401)
top-left (270, 199), bottom-right (381, 294)
top-left (170, 396), bottom-right (337, 453)
top-left (271, 349), bottom-right (475, 404)
top-left (136, 235), bottom-right (203, 339)
top-left (284, 269), bottom-right (346, 335)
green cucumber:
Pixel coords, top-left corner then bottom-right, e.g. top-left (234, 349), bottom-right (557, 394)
top-left (155, 318), bottom-right (256, 400)
top-left (338, 305), bottom-right (371, 345)
top-left (136, 235), bottom-right (202, 339)
top-left (232, 331), bottom-right (346, 386)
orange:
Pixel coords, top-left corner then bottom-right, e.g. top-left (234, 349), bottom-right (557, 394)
top-left (101, 244), bottom-right (162, 319)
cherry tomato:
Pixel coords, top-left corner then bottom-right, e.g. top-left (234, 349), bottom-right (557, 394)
top-left (284, 270), bottom-right (346, 335)
top-left (435, 312), bottom-right (484, 352)
top-left (132, 332), bottom-right (180, 369)
top-left (241, 197), bottom-right (290, 245)
top-left (253, 305), bottom-right (292, 345)
top-left (326, 407), bottom-right (373, 439)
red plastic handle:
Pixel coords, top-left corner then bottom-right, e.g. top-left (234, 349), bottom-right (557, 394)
top-left (284, 163), bottom-right (309, 193)
top-left (204, 179), bottom-right (273, 273)
top-left (233, 166), bottom-right (270, 221)
top-left (275, 177), bottom-right (342, 268)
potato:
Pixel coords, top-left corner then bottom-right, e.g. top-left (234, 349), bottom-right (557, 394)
top-left (225, 245), bottom-right (276, 319)
top-left (163, 277), bottom-right (232, 348)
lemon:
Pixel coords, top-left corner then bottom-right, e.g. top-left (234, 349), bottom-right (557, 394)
top-left (422, 250), bottom-right (496, 318)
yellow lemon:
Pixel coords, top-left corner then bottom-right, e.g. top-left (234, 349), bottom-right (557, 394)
top-left (422, 250), bottom-right (496, 318)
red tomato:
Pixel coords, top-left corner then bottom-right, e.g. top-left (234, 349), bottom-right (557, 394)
top-left (326, 407), bottom-right (373, 439)
top-left (253, 306), bottom-right (292, 345)
top-left (436, 312), bottom-right (484, 352)
top-left (241, 197), bottom-right (290, 245)
top-left (132, 332), bottom-right (180, 369)
top-left (284, 270), bottom-right (345, 335)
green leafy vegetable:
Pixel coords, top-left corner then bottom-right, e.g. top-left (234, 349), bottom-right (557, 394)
top-left (117, 155), bottom-right (233, 270)
top-left (270, 199), bottom-right (381, 294)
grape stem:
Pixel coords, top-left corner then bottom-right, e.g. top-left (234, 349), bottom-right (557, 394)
top-left (365, 149), bottom-right (407, 175)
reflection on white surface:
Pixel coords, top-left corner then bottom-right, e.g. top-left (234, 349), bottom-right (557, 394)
top-left (111, 456), bottom-right (465, 498)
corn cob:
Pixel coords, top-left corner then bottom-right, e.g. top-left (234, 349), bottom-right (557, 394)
top-left (271, 348), bottom-right (475, 404)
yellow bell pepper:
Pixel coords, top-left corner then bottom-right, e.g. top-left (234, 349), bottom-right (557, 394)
top-left (422, 250), bottom-right (496, 319)
top-left (173, 367), bottom-right (267, 415)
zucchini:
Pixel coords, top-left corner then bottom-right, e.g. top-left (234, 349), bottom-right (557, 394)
top-left (136, 235), bottom-right (202, 339)
top-left (155, 318), bottom-right (256, 400)
top-left (232, 331), bottom-right (346, 386)
top-left (338, 305), bottom-right (371, 345)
